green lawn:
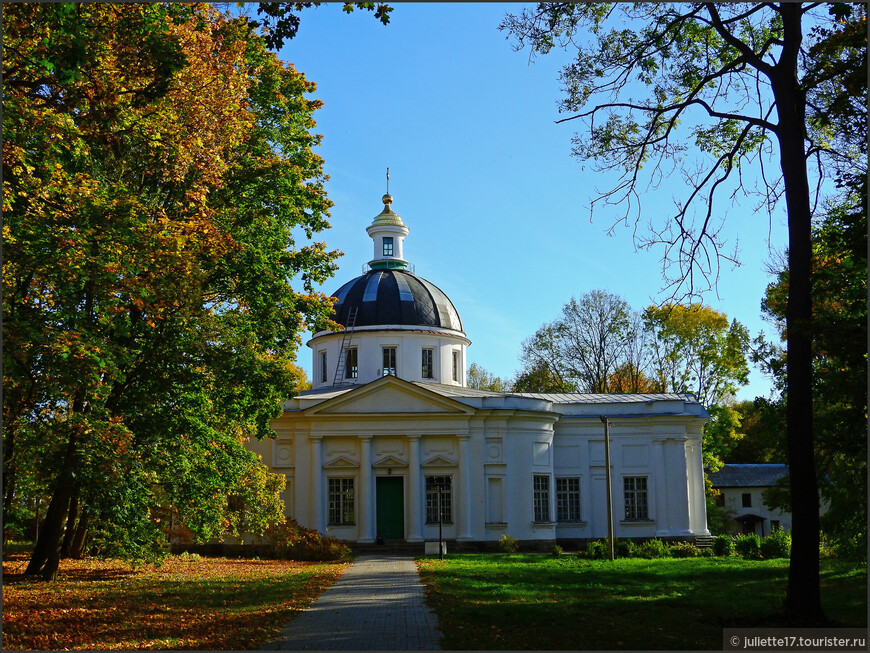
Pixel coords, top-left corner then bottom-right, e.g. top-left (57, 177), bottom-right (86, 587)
top-left (417, 554), bottom-right (868, 650)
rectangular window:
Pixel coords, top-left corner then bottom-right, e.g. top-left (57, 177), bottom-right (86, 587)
top-left (320, 351), bottom-right (328, 383)
top-left (533, 475), bottom-right (551, 522)
top-left (383, 236), bottom-right (394, 256)
top-left (742, 492), bottom-right (752, 508)
top-left (624, 476), bottom-right (649, 520)
top-left (426, 476), bottom-right (453, 523)
top-left (328, 478), bottom-right (355, 525)
top-left (345, 347), bottom-right (358, 379)
top-left (556, 477), bottom-right (581, 522)
top-left (382, 347), bottom-right (397, 376)
top-left (452, 350), bottom-right (460, 382)
top-left (422, 348), bottom-right (434, 379)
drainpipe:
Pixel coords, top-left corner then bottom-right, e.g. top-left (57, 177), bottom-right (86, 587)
top-left (601, 416), bottom-right (615, 561)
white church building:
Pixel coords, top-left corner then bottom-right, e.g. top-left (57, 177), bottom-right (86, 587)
top-left (247, 193), bottom-right (711, 548)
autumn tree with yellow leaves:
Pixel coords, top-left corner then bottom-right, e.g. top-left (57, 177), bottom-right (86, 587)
top-left (3, 3), bottom-right (340, 580)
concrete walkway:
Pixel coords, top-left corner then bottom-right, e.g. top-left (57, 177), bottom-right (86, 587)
top-left (261, 554), bottom-right (442, 650)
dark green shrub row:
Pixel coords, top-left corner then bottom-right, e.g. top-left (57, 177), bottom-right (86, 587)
top-left (712, 530), bottom-right (791, 559)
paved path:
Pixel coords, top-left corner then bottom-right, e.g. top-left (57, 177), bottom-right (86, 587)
top-left (261, 554), bottom-right (442, 650)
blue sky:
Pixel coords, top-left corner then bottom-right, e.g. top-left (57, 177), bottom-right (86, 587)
top-left (275, 3), bottom-right (789, 401)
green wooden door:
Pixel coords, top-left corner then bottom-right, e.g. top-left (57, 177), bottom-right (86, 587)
top-left (376, 477), bottom-right (404, 540)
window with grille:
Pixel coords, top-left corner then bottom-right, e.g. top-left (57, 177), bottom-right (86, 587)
top-left (328, 478), bottom-right (355, 525)
top-left (320, 351), bottom-right (327, 383)
top-left (556, 477), bottom-right (581, 521)
top-left (742, 492), bottom-right (752, 507)
top-left (452, 351), bottom-right (460, 382)
top-left (382, 347), bottom-right (397, 376)
top-left (533, 475), bottom-right (551, 522)
top-left (422, 348), bottom-right (434, 379)
top-left (425, 476), bottom-right (453, 523)
top-left (383, 236), bottom-right (394, 256)
top-left (624, 476), bottom-right (649, 520)
top-left (345, 347), bottom-right (358, 379)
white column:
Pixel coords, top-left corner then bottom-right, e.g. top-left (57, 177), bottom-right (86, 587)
top-left (653, 438), bottom-right (670, 537)
top-left (667, 438), bottom-right (692, 535)
top-left (359, 435), bottom-right (374, 543)
top-left (407, 435), bottom-right (423, 542)
top-left (457, 435), bottom-right (473, 540)
top-left (690, 441), bottom-right (710, 535)
top-left (310, 436), bottom-right (325, 533)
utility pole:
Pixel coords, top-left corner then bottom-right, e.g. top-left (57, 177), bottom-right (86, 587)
top-left (600, 416), bottom-right (615, 561)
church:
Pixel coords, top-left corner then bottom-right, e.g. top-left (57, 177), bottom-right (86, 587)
top-left (246, 192), bottom-right (711, 548)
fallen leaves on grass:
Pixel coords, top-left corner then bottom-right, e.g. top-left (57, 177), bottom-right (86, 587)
top-left (2, 552), bottom-right (349, 650)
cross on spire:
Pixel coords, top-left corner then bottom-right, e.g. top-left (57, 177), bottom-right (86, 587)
top-left (386, 167), bottom-right (390, 194)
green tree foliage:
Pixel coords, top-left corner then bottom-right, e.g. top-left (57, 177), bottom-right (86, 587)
top-left (3, 3), bottom-right (340, 579)
top-left (643, 304), bottom-right (750, 408)
top-left (501, 2), bottom-right (866, 622)
top-left (727, 398), bottom-right (787, 464)
top-left (466, 363), bottom-right (511, 392)
top-left (251, 2), bottom-right (392, 50)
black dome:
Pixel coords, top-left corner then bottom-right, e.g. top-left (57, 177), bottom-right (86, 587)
top-left (331, 269), bottom-right (464, 333)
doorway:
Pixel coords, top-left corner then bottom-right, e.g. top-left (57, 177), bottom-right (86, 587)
top-left (376, 476), bottom-right (404, 540)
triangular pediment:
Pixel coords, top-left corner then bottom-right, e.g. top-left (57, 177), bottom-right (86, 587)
top-left (323, 455), bottom-right (359, 469)
top-left (421, 454), bottom-right (456, 467)
top-left (304, 376), bottom-right (475, 416)
top-left (372, 454), bottom-right (407, 468)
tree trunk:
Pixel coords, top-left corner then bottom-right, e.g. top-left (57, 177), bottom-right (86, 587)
top-left (772, 2), bottom-right (824, 625)
top-left (25, 428), bottom-right (78, 581)
top-left (69, 513), bottom-right (90, 559)
top-left (60, 493), bottom-right (79, 558)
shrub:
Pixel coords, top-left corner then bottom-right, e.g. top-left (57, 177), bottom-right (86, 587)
top-left (498, 534), bottom-right (519, 554)
top-left (670, 541), bottom-right (699, 558)
top-left (584, 539), bottom-right (608, 559)
top-left (615, 538), bottom-right (637, 558)
top-left (699, 546), bottom-right (715, 557)
top-left (712, 534), bottom-right (735, 556)
top-left (735, 533), bottom-right (761, 559)
top-left (551, 544), bottom-right (564, 557)
top-left (636, 538), bottom-right (670, 559)
top-left (265, 519), bottom-right (350, 561)
top-left (760, 529), bottom-right (791, 559)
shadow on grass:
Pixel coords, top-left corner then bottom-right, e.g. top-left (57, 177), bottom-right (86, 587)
top-left (419, 556), bottom-right (867, 650)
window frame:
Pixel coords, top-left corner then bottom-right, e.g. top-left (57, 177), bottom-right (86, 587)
top-left (421, 347), bottom-right (434, 379)
top-left (382, 346), bottom-right (397, 376)
top-left (555, 476), bottom-right (581, 522)
top-left (452, 350), bottom-right (460, 383)
top-left (327, 477), bottom-right (355, 526)
top-left (623, 476), bottom-right (649, 521)
top-left (320, 350), bottom-right (328, 384)
top-left (382, 236), bottom-right (394, 257)
top-left (742, 492), bottom-right (752, 508)
top-left (533, 474), bottom-right (551, 522)
top-left (344, 347), bottom-right (358, 379)
top-left (425, 475), bottom-right (453, 524)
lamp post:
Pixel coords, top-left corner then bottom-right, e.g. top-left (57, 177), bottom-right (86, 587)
top-left (600, 416), bottom-right (615, 561)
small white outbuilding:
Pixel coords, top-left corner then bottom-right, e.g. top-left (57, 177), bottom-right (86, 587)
top-left (247, 193), bottom-right (711, 547)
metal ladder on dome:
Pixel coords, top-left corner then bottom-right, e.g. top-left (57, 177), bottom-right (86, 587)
top-left (332, 307), bottom-right (358, 386)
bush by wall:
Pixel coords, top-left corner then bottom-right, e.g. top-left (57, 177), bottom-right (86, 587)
top-left (760, 529), bottom-right (791, 559)
top-left (669, 541), bottom-right (699, 558)
top-left (616, 538), bottom-right (637, 558)
top-left (264, 519), bottom-right (350, 561)
top-left (735, 533), bottom-right (761, 559)
top-left (498, 534), bottom-right (519, 554)
top-left (712, 534), bottom-right (735, 556)
top-left (583, 539), bottom-right (608, 559)
top-left (636, 538), bottom-right (670, 559)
